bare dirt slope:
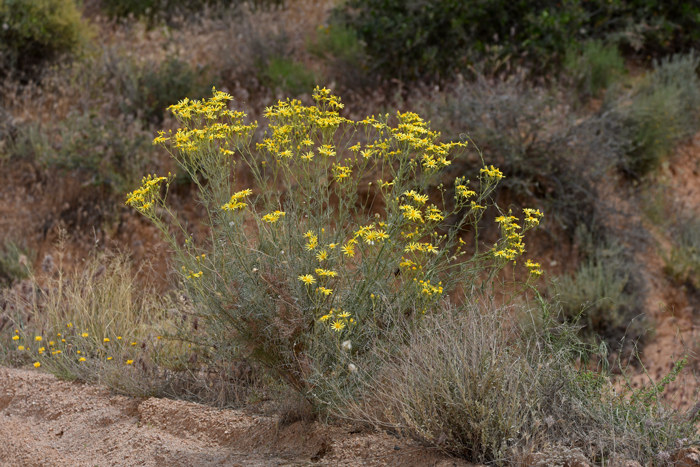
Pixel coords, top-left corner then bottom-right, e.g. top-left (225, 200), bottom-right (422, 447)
top-left (0, 367), bottom-right (469, 467)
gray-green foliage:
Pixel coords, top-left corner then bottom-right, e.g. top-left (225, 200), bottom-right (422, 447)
top-left (0, 241), bottom-right (32, 286)
top-left (565, 40), bottom-right (626, 97)
top-left (8, 112), bottom-right (152, 193)
top-left (554, 236), bottom-right (645, 350)
top-left (262, 57), bottom-right (318, 96)
top-left (620, 52), bottom-right (700, 175)
top-left (332, 301), bottom-right (696, 465)
top-left (665, 218), bottom-right (700, 288)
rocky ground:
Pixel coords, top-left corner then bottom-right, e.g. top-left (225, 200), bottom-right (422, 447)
top-left (0, 366), bottom-right (470, 467)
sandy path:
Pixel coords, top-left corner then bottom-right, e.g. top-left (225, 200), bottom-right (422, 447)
top-left (0, 367), bottom-right (468, 467)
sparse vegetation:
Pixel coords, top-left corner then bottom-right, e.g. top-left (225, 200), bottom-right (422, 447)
top-left (1, 2), bottom-right (700, 465)
top-left (0, 0), bottom-right (91, 74)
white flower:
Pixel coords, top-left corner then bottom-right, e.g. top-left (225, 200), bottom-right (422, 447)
top-left (341, 340), bottom-right (352, 351)
top-left (252, 268), bottom-right (258, 273)
top-left (348, 363), bottom-right (357, 373)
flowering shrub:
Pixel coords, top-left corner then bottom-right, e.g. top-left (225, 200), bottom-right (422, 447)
top-left (126, 87), bottom-right (543, 395)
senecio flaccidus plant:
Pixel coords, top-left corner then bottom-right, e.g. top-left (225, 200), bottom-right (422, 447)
top-left (125, 87), bottom-right (543, 393)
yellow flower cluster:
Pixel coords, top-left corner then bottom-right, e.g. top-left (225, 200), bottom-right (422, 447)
top-left (417, 279), bottom-right (443, 297)
top-left (400, 204), bottom-right (423, 222)
top-left (455, 176), bottom-right (477, 200)
top-left (125, 174), bottom-right (173, 213)
top-left (523, 208), bottom-right (544, 227)
top-left (403, 190), bottom-right (429, 205)
top-left (318, 308), bottom-right (353, 333)
top-left (222, 189), bottom-right (253, 211)
top-left (493, 214), bottom-right (525, 261)
top-left (525, 259), bottom-right (544, 276)
top-left (262, 210), bottom-right (286, 223)
top-left (332, 164), bottom-right (353, 182)
top-left (315, 268), bottom-right (338, 278)
top-left (304, 231), bottom-right (318, 251)
top-left (405, 242), bottom-right (439, 254)
top-left (426, 206), bottom-right (444, 222)
top-left (480, 165), bottom-right (505, 181)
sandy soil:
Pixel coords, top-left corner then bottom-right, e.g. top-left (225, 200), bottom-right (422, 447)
top-left (0, 366), bottom-right (471, 467)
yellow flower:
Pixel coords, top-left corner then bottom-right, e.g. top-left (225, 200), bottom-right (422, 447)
top-left (298, 274), bottom-right (316, 285)
top-left (338, 311), bottom-right (351, 319)
top-left (49, 341), bottom-right (55, 346)
top-left (131, 342), bottom-right (137, 346)
top-left (341, 243), bottom-right (355, 257)
top-left (126, 360), bottom-right (134, 365)
top-left (79, 357), bottom-right (86, 362)
top-left (12, 335), bottom-right (18, 341)
top-left (107, 357), bottom-right (113, 361)
top-left (18, 346), bottom-right (24, 351)
top-left (66, 323), bottom-right (72, 328)
top-left (319, 313), bottom-right (333, 322)
top-left (38, 347), bottom-right (45, 354)
top-left (316, 250), bottom-right (329, 261)
top-left (262, 211), bottom-right (286, 223)
top-left (315, 268), bottom-right (338, 277)
top-left (103, 338), bottom-right (110, 343)
top-left (317, 287), bottom-right (333, 296)
top-left (35, 336), bottom-right (42, 341)
top-left (331, 320), bottom-right (346, 332)
top-left (33, 362), bottom-right (40, 368)
top-left (81, 333), bottom-right (88, 338)
top-left (117, 336), bottom-right (122, 340)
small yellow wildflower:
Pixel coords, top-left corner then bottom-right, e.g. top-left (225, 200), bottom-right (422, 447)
top-left (317, 287), bottom-right (333, 296)
top-left (298, 274), bottom-right (316, 285)
top-left (104, 338), bottom-right (110, 343)
top-left (33, 362), bottom-right (40, 368)
top-left (262, 210), bottom-right (286, 223)
top-left (81, 333), bottom-right (88, 338)
top-left (79, 357), bottom-right (86, 362)
top-left (107, 357), bottom-right (113, 361)
top-left (341, 243), bottom-right (355, 257)
top-left (12, 335), bottom-right (18, 341)
top-left (315, 268), bottom-right (338, 277)
top-left (316, 250), bottom-right (329, 261)
top-left (35, 336), bottom-right (42, 341)
top-left (126, 360), bottom-right (134, 365)
top-left (331, 320), bottom-right (345, 332)
top-left (18, 346), bottom-right (24, 351)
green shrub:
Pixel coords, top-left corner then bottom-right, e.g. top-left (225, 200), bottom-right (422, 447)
top-left (0, 241), bottom-right (32, 287)
top-left (8, 111), bottom-right (153, 193)
top-left (554, 237), bottom-right (645, 350)
top-left (307, 24), bottom-right (369, 90)
top-left (138, 56), bottom-right (215, 123)
top-left (335, 0), bottom-right (700, 79)
top-left (308, 24), bottom-right (363, 64)
top-left (665, 218), bottom-right (700, 289)
top-left (261, 57), bottom-right (318, 96)
top-left (0, 0), bottom-right (90, 73)
top-left (621, 52), bottom-right (700, 176)
top-left (565, 40), bottom-right (626, 97)
top-left (126, 87), bottom-right (543, 397)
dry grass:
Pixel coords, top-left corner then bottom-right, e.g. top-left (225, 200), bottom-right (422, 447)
top-left (326, 300), bottom-right (698, 465)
